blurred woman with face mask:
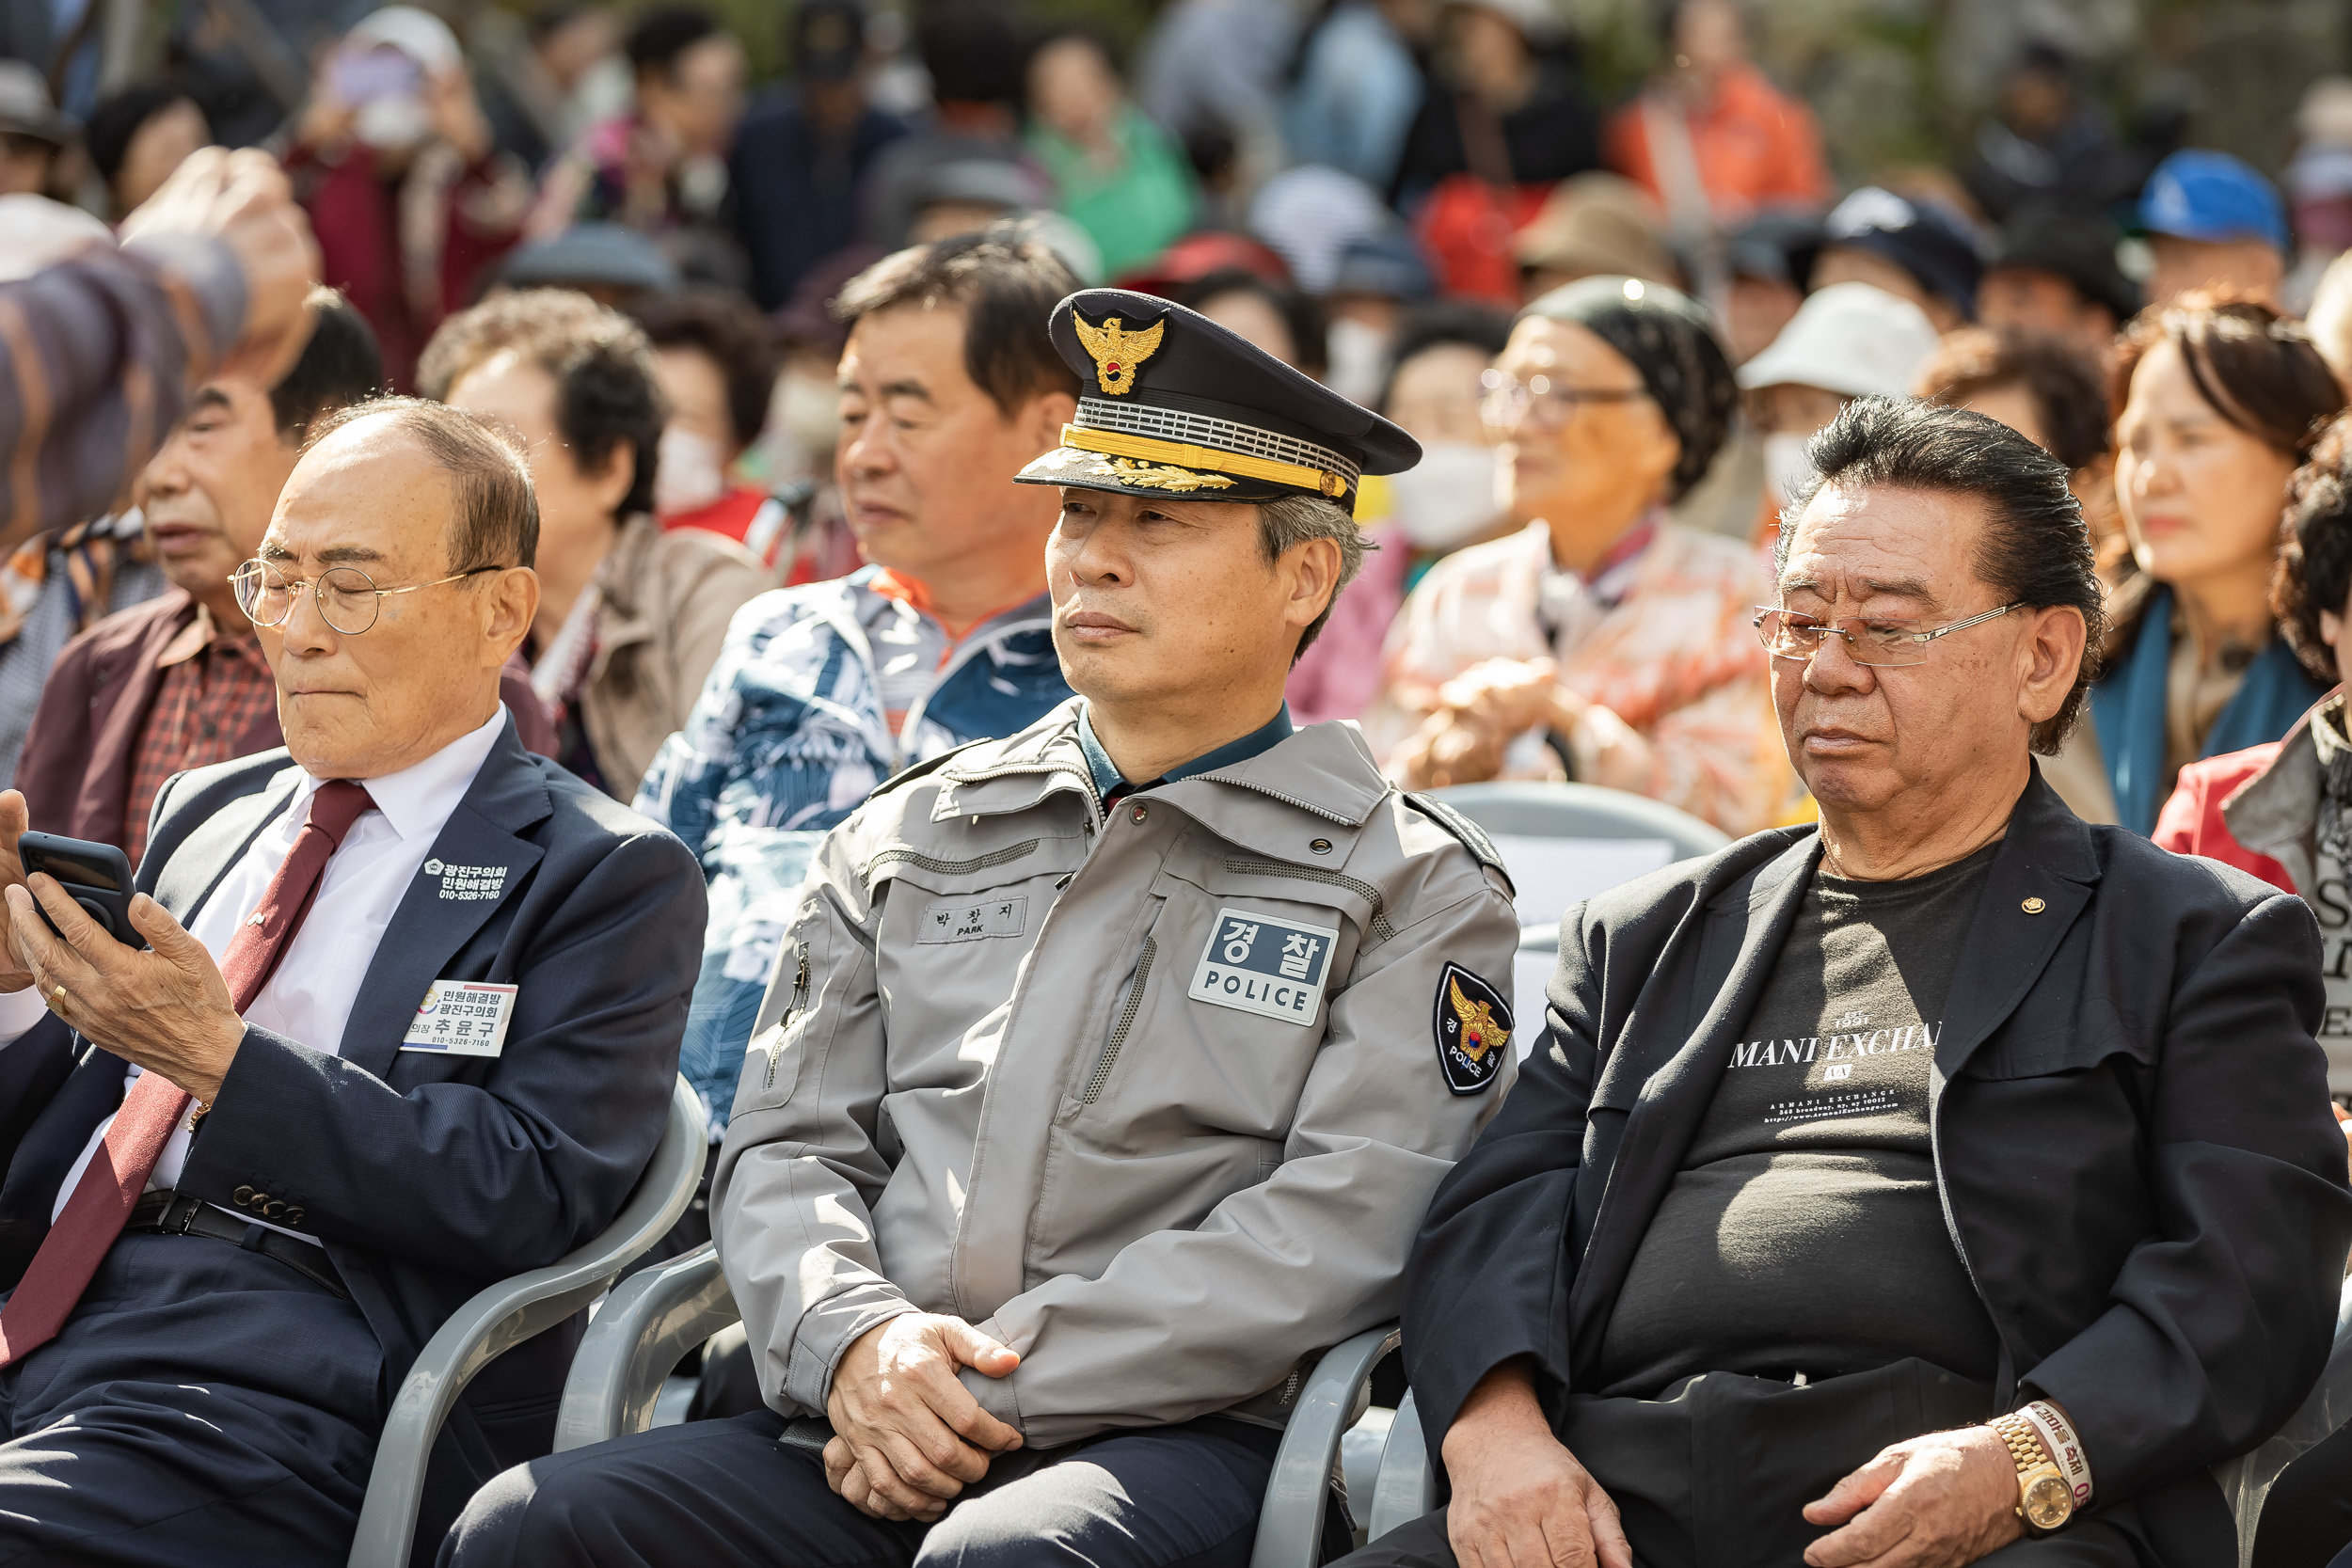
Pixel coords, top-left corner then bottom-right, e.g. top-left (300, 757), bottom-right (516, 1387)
top-left (2042, 292), bottom-right (2347, 833)
top-left (1363, 275), bottom-right (1789, 836)
top-left (635, 287), bottom-right (792, 566)
top-left (1287, 301), bottom-right (1512, 723)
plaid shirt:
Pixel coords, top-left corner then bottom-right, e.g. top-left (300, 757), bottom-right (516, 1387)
top-left (123, 607), bottom-right (276, 867)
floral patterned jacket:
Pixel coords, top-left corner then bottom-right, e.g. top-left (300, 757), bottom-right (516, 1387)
top-left (1362, 518), bottom-right (1788, 837)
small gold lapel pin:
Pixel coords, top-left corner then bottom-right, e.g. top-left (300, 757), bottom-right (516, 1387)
top-left (2021, 896), bottom-right (2047, 914)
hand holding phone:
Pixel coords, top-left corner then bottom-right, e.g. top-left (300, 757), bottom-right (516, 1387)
top-left (17, 832), bottom-right (147, 949)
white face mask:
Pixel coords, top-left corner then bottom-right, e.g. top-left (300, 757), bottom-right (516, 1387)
top-left (655, 427), bottom-right (730, 516)
top-left (1762, 432), bottom-right (1818, 510)
top-left (355, 93), bottom-right (432, 150)
top-left (775, 371), bottom-right (843, 473)
top-left (1388, 440), bottom-right (1502, 551)
top-left (1325, 317), bottom-right (1391, 408)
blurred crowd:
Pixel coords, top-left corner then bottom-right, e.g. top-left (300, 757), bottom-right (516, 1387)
top-left (11, 0), bottom-right (2352, 852)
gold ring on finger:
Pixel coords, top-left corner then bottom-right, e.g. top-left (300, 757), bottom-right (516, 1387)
top-left (48, 984), bottom-right (67, 1008)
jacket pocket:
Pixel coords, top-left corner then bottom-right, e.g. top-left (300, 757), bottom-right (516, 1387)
top-left (755, 943), bottom-right (812, 1095)
top-left (1956, 1019), bottom-right (2152, 1082)
top-left (1080, 935), bottom-right (1158, 1104)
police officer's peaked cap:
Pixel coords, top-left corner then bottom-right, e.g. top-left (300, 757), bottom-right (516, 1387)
top-left (1015, 288), bottom-right (1421, 513)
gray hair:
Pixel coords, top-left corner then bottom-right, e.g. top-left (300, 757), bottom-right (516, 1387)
top-left (1258, 493), bottom-right (1368, 662)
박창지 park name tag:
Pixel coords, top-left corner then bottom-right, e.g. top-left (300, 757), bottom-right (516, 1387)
top-left (1188, 906), bottom-right (1338, 1025)
top-left (401, 980), bottom-right (519, 1056)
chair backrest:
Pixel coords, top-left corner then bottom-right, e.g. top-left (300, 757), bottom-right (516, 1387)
top-left (1429, 781), bottom-right (1730, 862)
top-left (346, 1076), bottom-right (707, 1568)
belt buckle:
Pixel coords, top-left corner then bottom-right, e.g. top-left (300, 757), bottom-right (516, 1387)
top-left (160, 1192), bottom-right (201, 1235)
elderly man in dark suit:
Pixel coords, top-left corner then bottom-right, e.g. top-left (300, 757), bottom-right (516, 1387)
top-left (0, 396), bottom-right (702, 1564)
top-left (1343, 397), bottom-right (2352, 1568)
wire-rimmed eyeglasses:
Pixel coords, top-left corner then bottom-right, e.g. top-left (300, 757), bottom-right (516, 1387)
top-left (1753, 604), bottom-right (2020, 667)
top-left (230, 559), bottom-right (500, 635)
top-left (1477, 368), bottom-right (1648, 431)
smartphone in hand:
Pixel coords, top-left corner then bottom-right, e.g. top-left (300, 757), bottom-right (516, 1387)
top-left (16, 832), bottom-right (147, 949)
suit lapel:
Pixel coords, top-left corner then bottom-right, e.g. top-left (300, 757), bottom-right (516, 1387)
top-left (151, 767), bottom-right (303, 923)
top-left (338, 726), bottom-right (552, 1082)
top-left (1931, 771), bottom-right (2102, 1082)
top-left (1567, 835), bottom-right (1818, 1367)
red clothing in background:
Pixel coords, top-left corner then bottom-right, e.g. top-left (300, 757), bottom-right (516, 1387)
top-left (2152, 743), bottom-right (2295, 893)
top-left (286, 141), bottom-right (526, 391)
top-left (1604, 65), bottom-right (1833, 224)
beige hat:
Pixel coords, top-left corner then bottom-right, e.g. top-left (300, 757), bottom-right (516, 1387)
top-left (1513, 174), bottom-right (1677, 286)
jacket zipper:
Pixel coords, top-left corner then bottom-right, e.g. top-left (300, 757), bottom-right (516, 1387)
top-left (762, 945), bottom-right (811, 1090)
top-left (1221, 858), bottom-right (1398, 944)
top-left (1080, 936), bottom-right (1156, 1103)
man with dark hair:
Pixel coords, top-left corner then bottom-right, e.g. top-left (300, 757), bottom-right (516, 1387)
top-left (446, 286), bottom-right (1517, 1568)
top-left (630, 224), bottom-right (1083, 1140)
top-left (1340, 395), bottom-right (2352, 1568)
top-left (0, 397), bottom-right (703, 1563)
top-left (14, 285), bottom-right (548, 861)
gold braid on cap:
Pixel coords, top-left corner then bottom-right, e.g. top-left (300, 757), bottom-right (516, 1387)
top-left (1059, 426), bottom-right (1350, 499)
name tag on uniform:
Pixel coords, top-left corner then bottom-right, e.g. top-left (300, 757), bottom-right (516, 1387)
top-left (917, 895), bottom-right (1028, 943)
top-left (401, 980), bottom-right (518, 1056)
top-left (1187, 907), bottom-right (1337, 1026)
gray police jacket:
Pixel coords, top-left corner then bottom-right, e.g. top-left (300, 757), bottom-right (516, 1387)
top-left (711, 700), bottom-right (1522, 1447)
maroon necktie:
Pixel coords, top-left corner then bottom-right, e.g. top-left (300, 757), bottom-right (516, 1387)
top-left (0, 780), bottom-right (375, 1368)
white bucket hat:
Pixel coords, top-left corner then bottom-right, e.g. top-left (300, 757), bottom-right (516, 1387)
top-left (1736, 281), bottom-right (1942, 399)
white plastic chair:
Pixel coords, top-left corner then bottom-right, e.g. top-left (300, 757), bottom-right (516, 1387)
top-left (554, 1243), bottom-right (1394, 1567)
top-left (345, 1075), bottom-right (707, 1568)
top-left (1428, 781), bottom-right (1731, 862)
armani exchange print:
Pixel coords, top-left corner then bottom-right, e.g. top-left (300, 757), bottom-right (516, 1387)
top-left (1594, 843), bottom-right (2004, 1396)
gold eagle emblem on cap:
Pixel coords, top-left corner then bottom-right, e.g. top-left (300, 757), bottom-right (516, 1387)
top-left (1073, 312), bottom-right (1166, 396)
top-left (1448, 975), bottom-right (1508, 1061)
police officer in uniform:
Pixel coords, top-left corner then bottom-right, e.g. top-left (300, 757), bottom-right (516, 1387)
top-left (444, 292), bottom-right (1526, 1567)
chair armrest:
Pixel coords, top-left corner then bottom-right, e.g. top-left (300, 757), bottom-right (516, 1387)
top-left (1367, 1388), bottom-right (1437, 1543)
top-left (2217, 1272), bottom-right (2352, 1567)
top-left (345, 1077), bottom-right (707, 1568)
top-left (552, 1239), bottom-right (739, 1452)
top-left (1249, 1323), bottom-right (1401, 1568)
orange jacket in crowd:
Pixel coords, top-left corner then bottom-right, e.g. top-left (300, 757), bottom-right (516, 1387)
top-left (1604, 64), bottom-right (1833, 224)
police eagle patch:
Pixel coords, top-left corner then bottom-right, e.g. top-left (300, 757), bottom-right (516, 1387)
top-left (1432, 963), bottom-right (1511, 1094)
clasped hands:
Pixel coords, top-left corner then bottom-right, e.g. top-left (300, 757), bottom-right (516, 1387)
top-left (1442, 1361), bottom-right (2027, 1568)
top-left (820, 1312), bottom-right (1024, 1521)
top-left (1397, 657), bottom-right (1587, 791)
top-left (0, 790), bottom-right (246, 1106)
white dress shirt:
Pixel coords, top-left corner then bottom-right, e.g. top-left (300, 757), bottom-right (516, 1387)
top-left (45, 706), bottom-right (510, 1231)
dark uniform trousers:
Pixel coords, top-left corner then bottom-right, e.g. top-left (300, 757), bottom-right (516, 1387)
top-left (1334, 1360), bottom-right (2161, 1568)
top-left (441, 1410), bottom-right (1357, 1568)
top-left (0, 1233), bottom-right (381, 1566)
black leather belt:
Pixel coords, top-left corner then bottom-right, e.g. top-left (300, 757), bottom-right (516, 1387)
top-left (127, 1191), bottom-right (348, 1300)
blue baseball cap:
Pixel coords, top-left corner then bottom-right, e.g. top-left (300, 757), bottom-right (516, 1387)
top-left (2141, 150), bottom-right (2290, 253)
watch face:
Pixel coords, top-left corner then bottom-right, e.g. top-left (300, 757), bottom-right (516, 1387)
top-left (2023, 1472), bottom-right (2074, 1531)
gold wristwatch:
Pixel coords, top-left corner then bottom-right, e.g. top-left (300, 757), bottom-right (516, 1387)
top-left (1989, 1412), bottom-right (2074, 1535)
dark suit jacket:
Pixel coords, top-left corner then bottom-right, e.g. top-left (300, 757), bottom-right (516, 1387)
top-left (18, 589), bottom-right (558, 855)
top-left (1404, 772), bottom-right (2352, 1563)
top-left (0, 717), bottom-right (701, 1555)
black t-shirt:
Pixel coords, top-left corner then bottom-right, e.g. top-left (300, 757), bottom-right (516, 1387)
top-left (1593, 842), bottom-right (2005, 1397)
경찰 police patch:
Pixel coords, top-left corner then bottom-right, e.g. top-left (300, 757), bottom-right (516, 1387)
top-left (1433, 963), bottom-right (1511, 1094)
top-left (1188, 906), bottom-right (1339, 1025)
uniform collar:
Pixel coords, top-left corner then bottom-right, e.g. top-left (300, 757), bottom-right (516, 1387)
top-left (1075, 699), bottom-right (1296, 801)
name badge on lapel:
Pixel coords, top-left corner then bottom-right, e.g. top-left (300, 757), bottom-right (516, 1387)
top-left (423, 858), bottom-right (509, 902)
top-left (401, 980), bottom-right (518, 1056)
top-left (1186, 906), bottom-right (1338, 1026)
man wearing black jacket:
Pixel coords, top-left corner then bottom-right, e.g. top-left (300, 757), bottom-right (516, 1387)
top-left (1343, 397), bottom-right (2352, 1568)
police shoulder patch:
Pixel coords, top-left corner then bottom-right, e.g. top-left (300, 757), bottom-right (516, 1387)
top-left (1432, 962), bottom-right (1512, 1095)
top-left (1402, 793), bottom-right (1515, 894)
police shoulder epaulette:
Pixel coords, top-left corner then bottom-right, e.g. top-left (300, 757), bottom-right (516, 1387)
top-left (1401, 792), bottom-right (1514, 888)
top-left (871, 738), bottom-right (992, 800)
